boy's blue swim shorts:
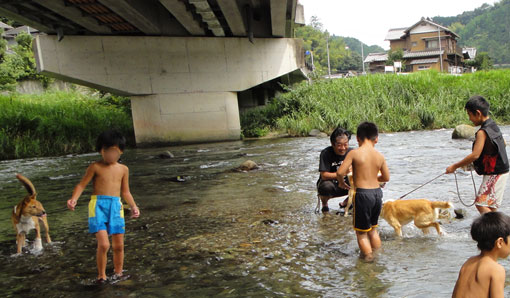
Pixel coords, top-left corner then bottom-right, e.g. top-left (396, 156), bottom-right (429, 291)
top-left (88, 195), bottom-right (125, 235)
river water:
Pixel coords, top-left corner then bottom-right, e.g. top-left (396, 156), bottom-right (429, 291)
top-left (2, 127), bottom-right (510, 297)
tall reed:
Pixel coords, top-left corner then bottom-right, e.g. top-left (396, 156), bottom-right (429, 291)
top-left (0, 91), bottom-right (133, 160)
top-left (241, 70), bottom-right (510, 137)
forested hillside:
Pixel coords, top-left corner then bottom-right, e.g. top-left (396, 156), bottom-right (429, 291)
top-left (433, 0), bottom-right (510, 65)
top-left (295, 16), bottom-right (384, 73)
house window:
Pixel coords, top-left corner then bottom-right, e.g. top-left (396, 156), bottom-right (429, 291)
top-left (418, 65), bottom-right (431, 71)
top-left (412, 42), bottom-right (417, 47)
top-left (426, 40), bottom-right (438, 49)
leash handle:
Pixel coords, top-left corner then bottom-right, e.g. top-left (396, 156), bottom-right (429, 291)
top-left (454, 170), bottom-right (477, 207)
top-left (398, 173), bottom-right (446, 200)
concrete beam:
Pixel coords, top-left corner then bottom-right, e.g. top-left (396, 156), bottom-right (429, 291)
top-left (33, 0), bottom-right (112, 34)
top-left (98, 0), bottom-right (160, 35)
top-left (34, 35), bottom-right (304, 95)
top-left (295, 3), bottom-right (305, 25)
top-left (285, 0), bottom-right (297, 37)
top-left (189, 0), bottom-right (224, 37)
top-left (158, 0), bottom-right (205, 35)
top-left (270, 0), bottom-right (287, 37)
top-left (216, 0), bottom-right (245, 36)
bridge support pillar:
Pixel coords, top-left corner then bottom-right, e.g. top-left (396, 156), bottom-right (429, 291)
top-left (131, 92), bottom-right (240, 145)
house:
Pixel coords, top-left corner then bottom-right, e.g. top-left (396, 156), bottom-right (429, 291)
top-left (364, 52), bottom-right (388, 73)
top-left (2, 25), bottom-right (39, 51)
top-left (365, 17), bottom-right (472, 73)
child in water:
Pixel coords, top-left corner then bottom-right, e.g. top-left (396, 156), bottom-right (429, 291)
top-left (67, 130), bottom-right (140, 283)
top-left (453, 212), bottom-right (510, 297)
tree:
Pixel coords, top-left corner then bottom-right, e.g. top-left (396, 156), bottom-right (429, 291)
top-left (0, 32), bottom-right (52, 90)
top-left (465, 52), bottom-right (493, 70)
top-left (386, 48), bottom-right (404, 66)
top-left (296, 16), bottom-right (385, 74)
top-left (0, 29), bottom-right (7, 62)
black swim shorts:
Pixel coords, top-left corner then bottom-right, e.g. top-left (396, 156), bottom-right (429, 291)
top-left (353, 188), bottom-right (383, 232)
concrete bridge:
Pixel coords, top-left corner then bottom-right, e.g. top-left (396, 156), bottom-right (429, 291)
top-left (0, 0), bottom-right (306, 145)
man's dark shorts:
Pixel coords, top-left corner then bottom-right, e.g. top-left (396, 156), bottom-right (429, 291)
top-left (353, 188), bottom-right (383, 232)
top-left (317, 178), bottom-right (349, 197)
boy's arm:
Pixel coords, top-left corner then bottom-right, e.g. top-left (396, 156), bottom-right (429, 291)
top-left (446, 130), bottom-right (486, 174)
top-left (378, 159), bottom-right (390, 183)
top-left (336, 152), bottom-right (353, 190)
top-left (67, 164), bottom-right (96, 211)
top-left (320, 171), bottom-right (338, 180)
top-left (121, 166), bottom-right (140, 218)
top-left (489, 265), bottom-right (505, 298)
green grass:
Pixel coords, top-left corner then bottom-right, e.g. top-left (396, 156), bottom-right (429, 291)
top-left (240, 70), bottom-right (510, 137)
top-left (0, 91), bottom-right (133, 160)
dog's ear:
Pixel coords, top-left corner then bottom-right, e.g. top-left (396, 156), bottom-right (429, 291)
top-left (14, 201), bottom-right (23, 219)
top-left (24, 194), bottom-right (35, 203)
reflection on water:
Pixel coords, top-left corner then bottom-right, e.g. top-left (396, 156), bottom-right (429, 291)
top-left (2, 127), bottom-right (510, 297)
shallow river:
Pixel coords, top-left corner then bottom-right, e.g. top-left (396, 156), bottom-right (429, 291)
top-left (2, 127), bottom-right (510, 297)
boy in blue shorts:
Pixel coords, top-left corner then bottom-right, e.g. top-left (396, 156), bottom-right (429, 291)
top-left (67, 130), bottom-right (140, 283)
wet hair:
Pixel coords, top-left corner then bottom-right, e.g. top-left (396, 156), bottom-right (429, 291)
top-left (330, 127), bottom-right (351, 144)
top-left (471, 212), bottom-right (510, 251)
top-left (465, 95), bottom-right (489, 116)
top-left (95, 129), bottom-right (126, 152)
top-left (356, 122), bottom-right (378, 141)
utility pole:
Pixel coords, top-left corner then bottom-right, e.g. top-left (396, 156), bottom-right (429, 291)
top-left (326, 31), bottom-right (331, 78)
top-left (438, 26), bottom-right (443, 72)
top-left (311, 50), bottom-right (315, 70)
top-left (361, 40), bottom-right (365, 73)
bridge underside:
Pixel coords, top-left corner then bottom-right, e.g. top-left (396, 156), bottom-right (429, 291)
top-left (34, 35), bottom-right (305, 145)
top-left (2, 0), bottom-right (306, 145)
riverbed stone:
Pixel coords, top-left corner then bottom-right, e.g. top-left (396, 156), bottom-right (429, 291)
top-left (158, 150), bottom-right (174, 159)
top-left (452, 124), bottom-right (475, 140)
top-left (316, 132), bottom-right (328, 138)
top-left (235, 160), bottom-right (259, 171)
top-left (308, 129), bottom-right (321, 137)
top-left (454, 208), bottom-right (467, 219)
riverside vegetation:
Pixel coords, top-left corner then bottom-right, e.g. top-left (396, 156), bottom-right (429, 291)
top-left (0, 91), bottom-right (133, 160)
top-left (3, 70), bottom-right (510, 160)
top-left (240, 70), bottom-right (510, 137)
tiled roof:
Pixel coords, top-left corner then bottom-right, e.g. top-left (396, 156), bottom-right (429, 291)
top-left (0, 21), bottom-right (12, 30)
top-left (385, 28), bottom-right (407, 40)
top-left (410, 58), bottom-right (439, 65)
top-left (405, 17), bottom-right (459, 38)
top-left (4, 26), bottom-right (39, 36)
top-left (403, 50), bottom-right (444, 58)
top-left (364, 52), bottom-right (388, 63)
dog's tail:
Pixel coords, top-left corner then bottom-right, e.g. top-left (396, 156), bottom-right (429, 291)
top-left (431, 201), bottom-right (453, 210)
top-left (16, 174), bottom-right (36, 196)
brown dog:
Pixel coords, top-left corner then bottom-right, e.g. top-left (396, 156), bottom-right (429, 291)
top-left (11, 174), bottom-right (51, 254)
top-left (380, 199), bottom-right (452, 237)
top-left (343, 173), bottom-right (355, 217)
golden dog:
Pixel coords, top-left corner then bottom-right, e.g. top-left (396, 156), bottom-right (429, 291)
top-left (343, 173), bottom-right (355, 217)
top-left (11, 174), bottom-right (51, 254)
top-left (380, 199), bottom-right (453, 237)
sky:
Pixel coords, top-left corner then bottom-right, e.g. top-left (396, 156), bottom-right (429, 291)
top-left (298, 0), bottom-right (499, 49)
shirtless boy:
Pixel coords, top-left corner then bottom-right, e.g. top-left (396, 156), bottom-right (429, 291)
top-left (67, 130), bottom-right (140, 283)
top-left (336, 122), bottom-right (390, 261)
top-left (452, 212), bottom-right (510, 298)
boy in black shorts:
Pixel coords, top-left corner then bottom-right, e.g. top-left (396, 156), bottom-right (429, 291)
top-left (336, 122), bottom-right (390, 261)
